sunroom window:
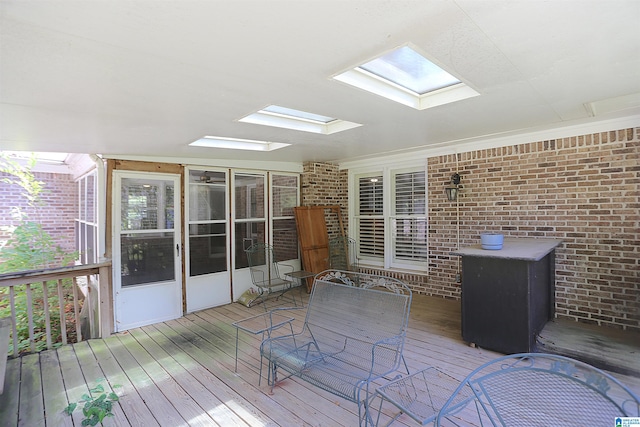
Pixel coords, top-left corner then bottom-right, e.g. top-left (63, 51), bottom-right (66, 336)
top-left (76, 171), bottom-right (98, 265)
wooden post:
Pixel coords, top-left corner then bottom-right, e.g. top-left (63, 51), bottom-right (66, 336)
top-left (42, 282), bottom-right (52, 349)
top-left (9, 288), bottom-right (18, 357)
top-left (57, 279), bottom-right (67, 345)
top-left (0, 317), bottom-right (11, 394)
top-left (26, 284), bottom-right (35, 353)
top-left (72, 277), bottom-right (82, 343)
top-left (98, 264), bottom-right (112, 338)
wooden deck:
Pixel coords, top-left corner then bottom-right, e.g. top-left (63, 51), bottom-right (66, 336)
top-left (537, 317), bottom-right (640, 377)
top-left (1, 293), bottom-right (639, 426)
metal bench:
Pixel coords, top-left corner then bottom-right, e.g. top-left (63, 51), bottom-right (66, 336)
top-left (260, 270), bottom-right (412, 426)
top-left (436, 352), bottom-right (640, 426)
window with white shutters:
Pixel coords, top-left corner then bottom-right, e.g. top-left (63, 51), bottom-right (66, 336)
top-left (352, 165), bottom-right (427, 271)
top-left (356, 174), bottom-right (384, 260)
top-left (392, 170), bottom-right (427, 265)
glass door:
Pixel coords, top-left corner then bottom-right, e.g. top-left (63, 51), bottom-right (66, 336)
top-left (270, 173), bottom-right (300, 269)
top-left (185, 169), bottom-right (230, 312)
top-left (113, 172), bottom-right (182, 331)
top-left (231, 171), bottom-right (267, 300)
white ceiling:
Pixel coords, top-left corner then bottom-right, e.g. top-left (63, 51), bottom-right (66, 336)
top-left (1, 0), bottom-right (639, 165)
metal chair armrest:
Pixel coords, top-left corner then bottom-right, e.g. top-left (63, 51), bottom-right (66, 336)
top-left (278, 262), bottom-right (295, 276)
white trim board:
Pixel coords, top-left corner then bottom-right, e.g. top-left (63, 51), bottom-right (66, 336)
top-left (102, 154), bottom-right (303, 174)
top-left (338, 115), bottom-right (640, 170)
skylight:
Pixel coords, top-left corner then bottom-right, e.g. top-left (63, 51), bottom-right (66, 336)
top-left (360, 46), bottom-right (461, 95)
top-left (189, 136), bottom-right (290, 152)
top-left (333, 45), bottom-right (479, 110)
top-left (262, 105), bottom-right (336, 123)
top-left (239, 105), bottom-right (361, 135)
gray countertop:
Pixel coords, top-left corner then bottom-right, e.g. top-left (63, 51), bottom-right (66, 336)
top-left (451, 237), bottom-right (563, 261)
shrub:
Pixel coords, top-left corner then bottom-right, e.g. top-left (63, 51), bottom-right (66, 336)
top-left (0, 153), bottom-right (80, 354)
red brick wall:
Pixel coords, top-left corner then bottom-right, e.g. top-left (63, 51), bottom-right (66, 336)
top-left (0, 171), bottom-right (77, 267)
top-left (302, 127), bottom-right (639, 331)
top-left (301, 162), bottom-right (349, 239)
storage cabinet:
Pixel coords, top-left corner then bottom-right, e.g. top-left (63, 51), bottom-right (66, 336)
top-left (453, 238), bottom-right (562, 354)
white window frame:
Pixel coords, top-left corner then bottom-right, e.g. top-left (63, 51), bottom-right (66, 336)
top-left (349, 160), bottom-right (428, 271)
top-left (185, 167), bottom-right (229, 266)
top-left (75, 170), bottom-right (98, 265)
top-left (353, 171), bottom-right (385, 268)
top-left (268, 172), bottom-right (300, 243)
top-left (268, 172), bottom-right (300, 264)
top-left (389, 167), bottom-right (428, 269)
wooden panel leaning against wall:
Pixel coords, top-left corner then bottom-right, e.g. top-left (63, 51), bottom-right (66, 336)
top-left (294, 205), bottom-right (345, 292)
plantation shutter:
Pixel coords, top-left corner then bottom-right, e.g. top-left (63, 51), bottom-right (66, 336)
top-left (392, 170), bottom-right (428, 262)
top-left (356, 175), bottom-right (384, 259)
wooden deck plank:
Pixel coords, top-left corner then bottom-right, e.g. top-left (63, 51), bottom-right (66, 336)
top-left (4, 292), bottom-right (639, 426)
top-left (101, 335), bottom-right (187, 427)
top-left (156, 317), bottom-right (323, 426)
top-left (57, 344), bottom-right (107, 427)
top-left (210, 300), bottom-right (479, 426)
top-left (39, 350), bottom-right (74, 427)
top-left (115, 330), bottom-right (221, 427)
top-left (537, 318), bottom-right (640, 376)
top-left (146, 325), bottom-right (288, 425)
top-left (17, 353), bottom-right (45, 427)
top-left (188, 308), bottom-right (287, 378)
top-left (139, 323), bottom-right (276, 427)
top-left (0, 357), bottom-right (21, 426)
top-left (126, 327), bottom-right (254, 427)
top-left (84, 338), bottom-right (160, 426)
top-left (209, 296), bottom-right (484, 427)
top-left (166, 315), bottom-right (347, 426)
top-left (185, 309), bottom-right (363, 425)
top-left (68, 341), bottom-right (129, 427)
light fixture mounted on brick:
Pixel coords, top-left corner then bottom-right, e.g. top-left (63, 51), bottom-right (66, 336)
top-left (445, 173), bottom-right (461, 202)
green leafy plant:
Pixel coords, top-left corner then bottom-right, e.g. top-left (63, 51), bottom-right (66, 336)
top-left (0, 221), bottom-right (76, 273)
top-left (0, 153), bottom-right (81, 355)
top-left (64, 379), bottom-right (121, 426)
top-left (0, 153), bottom-right (77, 272)
top-left (1, 279), bottom-right (79, 354)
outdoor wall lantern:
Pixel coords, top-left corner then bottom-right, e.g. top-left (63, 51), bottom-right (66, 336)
top-left (445, 173), bottom-right (461, 202)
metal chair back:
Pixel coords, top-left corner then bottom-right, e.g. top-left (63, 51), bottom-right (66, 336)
top-left (328, 236), bottom-right (358, 271)
top-left (244, 243), bottom-right (293, 308)
top-left (436, 352), bottom-right (640, 426)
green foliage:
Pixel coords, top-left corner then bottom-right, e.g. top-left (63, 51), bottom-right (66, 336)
top-left (0, 154), bottom-right (44, 207)
top-left (0, 222), bottom-right (76, 273)
top-left (0, 280), bottom-right (77, 354)
top-left (64, 379), bottom-right (121, 426)
top-left (0, 152), bottom-right (77, 272)
top-left (0, 153), bottom-right (80, 354)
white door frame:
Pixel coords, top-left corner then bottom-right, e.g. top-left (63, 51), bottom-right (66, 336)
top-left (231, 170), bottom-right (268, 300)
top-left (184, 167), bottom-right (231, 312)
top-left (112, 171), bottom-right (182, 331)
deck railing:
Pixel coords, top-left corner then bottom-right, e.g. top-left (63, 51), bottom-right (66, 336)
top-left (0, 261), bottom-right (111, 357)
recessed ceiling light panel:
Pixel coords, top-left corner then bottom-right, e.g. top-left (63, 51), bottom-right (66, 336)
top-left (239, 105), bottom-right (361, 135)
top-left (189, 136), bottom-right (290, 152)
top-left (333, 45), bottom-right (479, 110)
